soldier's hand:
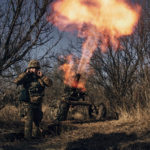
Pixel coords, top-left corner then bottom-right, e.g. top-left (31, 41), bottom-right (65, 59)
top-left (37, 70), bottom-right (43, 77)
top-left (26, 69), bottom-right (30, 74)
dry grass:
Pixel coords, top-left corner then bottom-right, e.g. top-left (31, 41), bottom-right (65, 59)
top-left (0, 104), bottom-right (57, 122)
top-left (0, 105), bottom-right (20, 122)
top-left (1, 102), bottom-right (150, 137)
top-left (42, 105), bottom-right (58, 121)
top-left (1, 102), bottom-right (150, 124)
top-left (1, 103), bottom-right (150, 150)
top-left (118, 102), bottom-right (150, 123)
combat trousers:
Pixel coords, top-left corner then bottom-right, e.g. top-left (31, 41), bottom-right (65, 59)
top-left (20, 102), bottom-right (43, 139)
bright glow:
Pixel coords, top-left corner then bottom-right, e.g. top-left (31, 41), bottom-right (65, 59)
top-left (48, 0), bottom-right (141, 89)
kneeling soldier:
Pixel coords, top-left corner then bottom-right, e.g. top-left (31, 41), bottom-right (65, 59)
top-left (14, 60), bottom-right (52, 139)
top-left (56, 74), bottom-right (86, 121)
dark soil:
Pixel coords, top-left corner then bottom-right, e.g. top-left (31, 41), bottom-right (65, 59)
top-left (0, 119), bottom-right (150, 150)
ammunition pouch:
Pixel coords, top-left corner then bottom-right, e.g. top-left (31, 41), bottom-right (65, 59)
top-left (28, 85), bottom-right (44, 97)
top-left (30, 96), bottom-right (42, 104)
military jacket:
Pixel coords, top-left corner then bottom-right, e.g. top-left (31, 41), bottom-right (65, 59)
top-left (14, 72), bottom-right (52, 104)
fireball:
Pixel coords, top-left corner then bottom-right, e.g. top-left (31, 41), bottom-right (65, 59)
top-left (48, 0), bottom-right (141, 89)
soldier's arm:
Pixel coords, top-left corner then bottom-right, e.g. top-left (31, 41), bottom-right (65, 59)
top-left (14, 72), bottom-right (28, 85)
top-left (41, 76), bottom-right (53, 87)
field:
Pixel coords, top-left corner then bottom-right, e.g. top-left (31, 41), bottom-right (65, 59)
top-left (0, 104), bottom-right (150, 150)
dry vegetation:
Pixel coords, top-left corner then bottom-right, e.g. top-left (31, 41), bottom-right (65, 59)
top-left (0, 101), bottom-right (150, 150)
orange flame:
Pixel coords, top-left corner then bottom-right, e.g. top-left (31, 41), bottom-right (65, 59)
top-left (48, 0), bottom-right (141, 89)
top-left (59, 55), bottom-right (86, 91)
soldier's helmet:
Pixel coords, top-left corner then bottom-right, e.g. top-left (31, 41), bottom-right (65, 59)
top-left (28, 60), bottom-right (40, 69)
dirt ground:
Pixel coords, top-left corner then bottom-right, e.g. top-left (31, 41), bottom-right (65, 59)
top-left (0, 118), bottom-right (150, 150)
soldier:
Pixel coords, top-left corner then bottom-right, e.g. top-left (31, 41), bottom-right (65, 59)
top-left (56, 74), bottom-right (86, 121)
top-left (14, 60), bottom-right (52, 139)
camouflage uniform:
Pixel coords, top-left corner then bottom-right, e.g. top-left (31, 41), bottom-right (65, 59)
top-left (14, 60), bottom-right (52, 139)
top-left (56, 85), bottom-right (86, 121)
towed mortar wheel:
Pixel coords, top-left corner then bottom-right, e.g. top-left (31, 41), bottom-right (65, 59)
top-left (89, 103), bottom-right (107, 120)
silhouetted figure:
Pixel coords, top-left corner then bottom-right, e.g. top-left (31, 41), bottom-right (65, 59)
top-left (56, 74), bottom-right (86, 121)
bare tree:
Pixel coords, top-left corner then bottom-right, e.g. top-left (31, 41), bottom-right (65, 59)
top-left (89, 3), bottom-right (150, 110)
top-left (0, 0), bottom-right (61, 75)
